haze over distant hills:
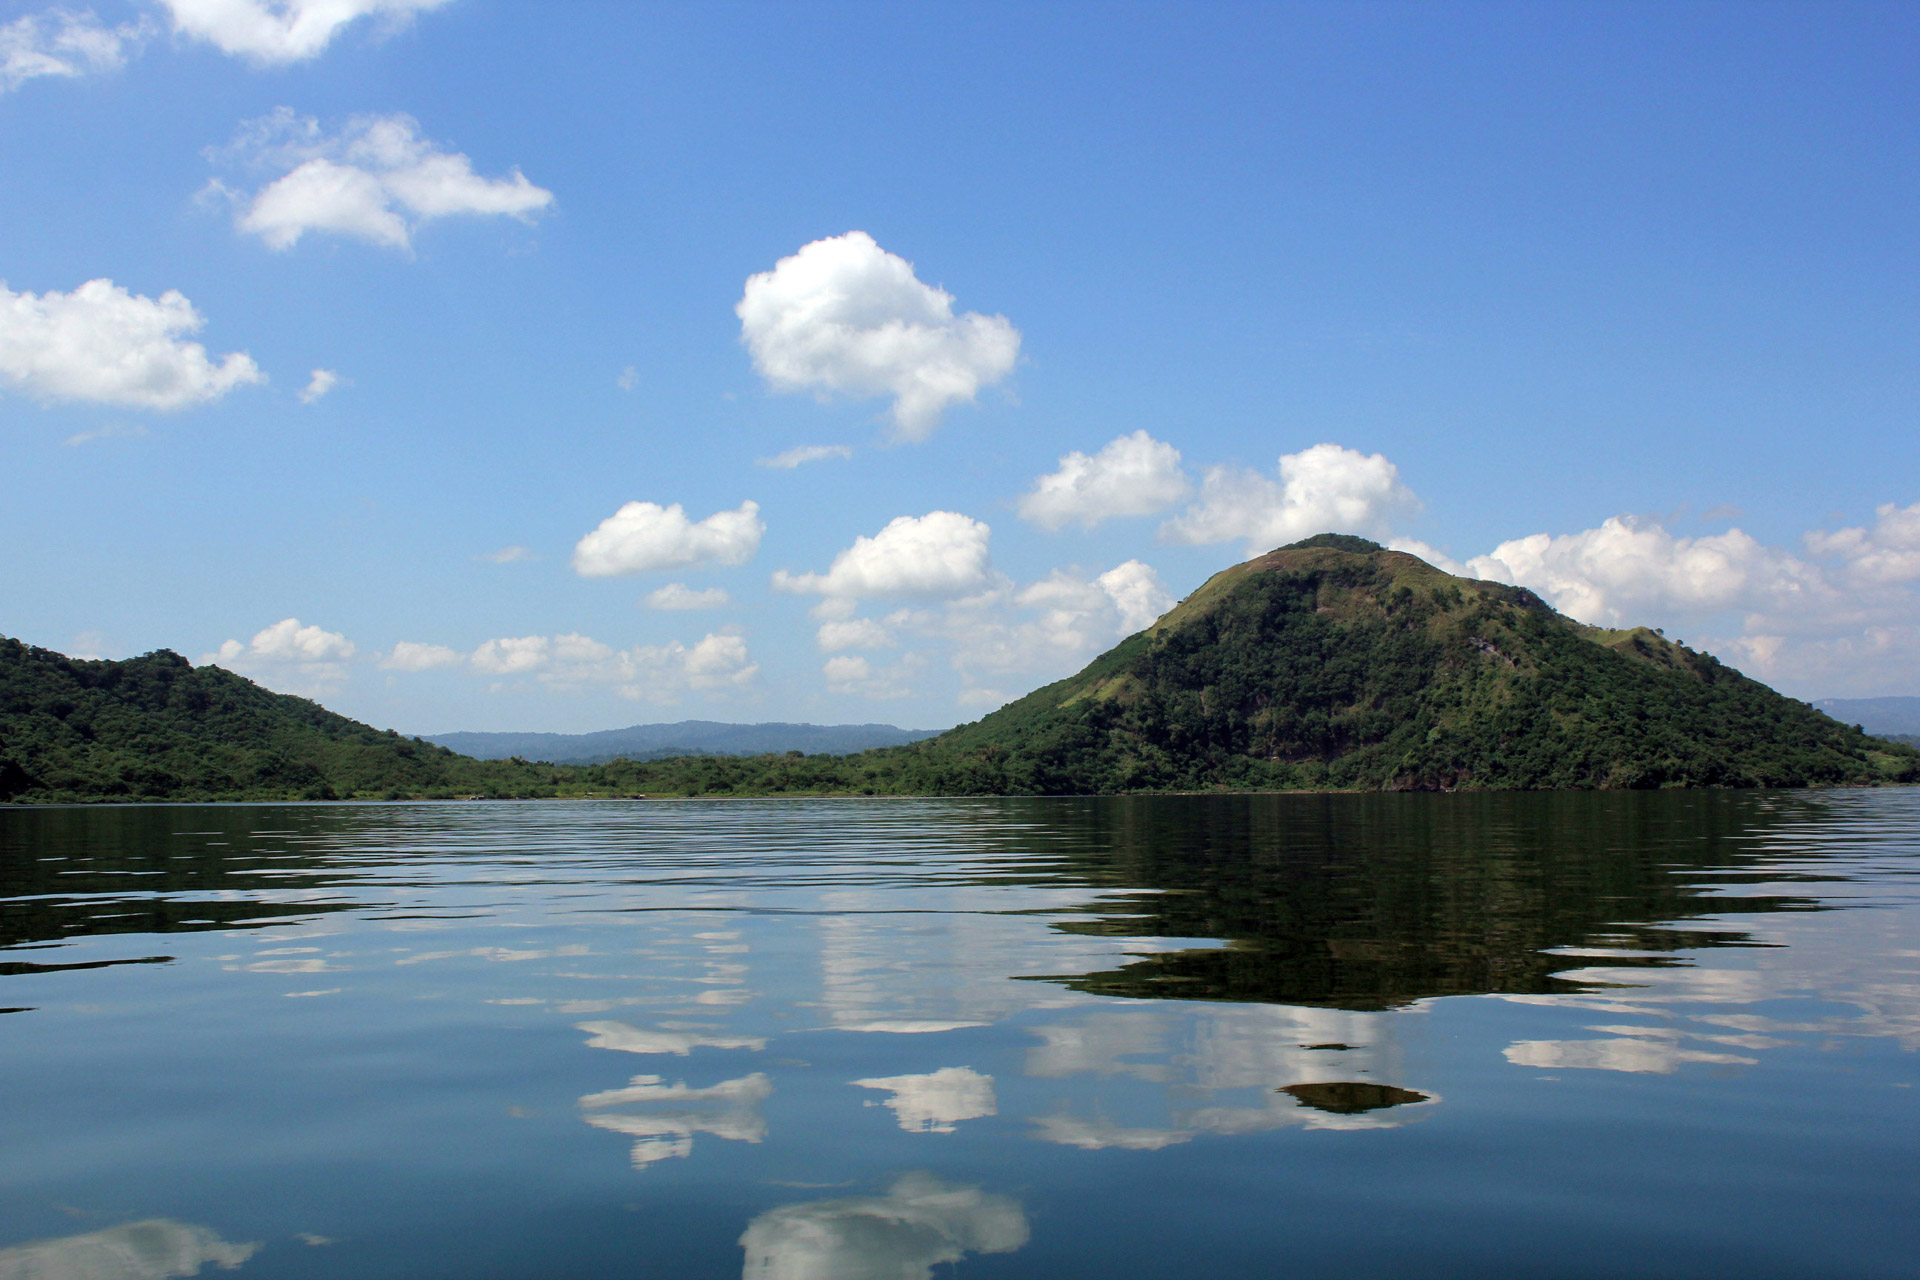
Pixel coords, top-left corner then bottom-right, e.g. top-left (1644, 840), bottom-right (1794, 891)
top-left (426, 721), bottom-right (944, 764)
top-left (1813, 697), bottom-right (1920, 737)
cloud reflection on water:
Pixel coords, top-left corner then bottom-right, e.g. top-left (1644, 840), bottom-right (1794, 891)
top-left (739, 1173), bottom-right (1027, 1280)
top-left (0, 1219), bottom-right (257, 1280)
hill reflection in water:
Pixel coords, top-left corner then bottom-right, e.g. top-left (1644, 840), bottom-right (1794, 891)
top-left (1029, 792), bottom-right (1835, 1008)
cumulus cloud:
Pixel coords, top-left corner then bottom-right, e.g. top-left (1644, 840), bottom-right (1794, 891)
top-left (1161, 442), bottom-right (1419, 556)
top-left (645, 583), bottom-right (729, 611)
top-left (1465, 517), bottom-right (1825, 627)
top-left (739, 1174), bottom-right (1028, 1279)
top-left (773, 511), bottom-right (991, 599)
top-left (737, 231), bottom-right (1020, 441)
top-left (298, 367), bottom-right (339, 403)
top-left (0, 1218), bottom-right (258, 1280)
top-left (467, 630), bottom-right (758, 702)
top-left (203, 617), bottom-right (355, 694)
top-left (211, 109), bottom-right (553, 252)
top-left (816, 616), bottom-right (893, 652)
top-left (379, 640), bottom-right (464, 671)
top-left (1457, 499), bottom-right (1920, 696)
top-left (162, 0), bottom-right (451, 64)
top-left (852, 1067), bottom-right (996, 1134)
top-left (572, 500), bottom-right (763, 578)
top-left (938, 559), bottom-right (1175, 685)
top-left (756, 443), bottom-right (854, 469)
top-left (1804, 501), bottom-right (1920, 589)
top-left (822, 653), bottom-right (924, 700)
top-left (1018, 430), bottom-right (1191, 530)
top-left (1, 6), bottom-right (149, 92)
top-left (0, 278), bottom-right (263, 410)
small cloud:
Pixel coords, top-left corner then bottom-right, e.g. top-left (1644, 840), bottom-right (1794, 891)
top-left (298, 368), bottom-right (341, 404)
top-left (202, 617), bottom-right (356, 695)
top-left (380, 641), bottom-right (465, 671)
top-left (957, 688), bottom-right (1008, 710)
top-left (210, 108), bottom-right (553, 253)
top-left (773, 511), bottom-right (992, 599)
top-left (163, 0), bottom-right (453, 66)
top-left (1, 278), bottom-right (263, 410)
top-left (1702, 504), bottom-right (1745, 523)
top-left (477, 545), bottom-right (539, 564)
top-left (1017, 430), bottom-right (1191, 530)
top-left (645, 583), bottom-right (730, 611)
top-left (0, 7), bottom-right (151, 94)
top-left (68, 630), bottom-right (110, 660)
top-left (63, 422), bottom-right (149, 446)
top-left (737, 231), bottom-right (1020, 441)
top-left (757, 444), bottom-right (854, 469)
top-left (617, 365), bottom-right (639, 391)
top-left (573, 500), bottom-right (763, 578)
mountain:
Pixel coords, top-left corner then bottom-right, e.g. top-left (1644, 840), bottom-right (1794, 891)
top-left (428, 720), bottom-right (942, 764)
top-left (1812, 696), bottom-right (1920, 738)
top-left (0, 638), bottom-right (559, 803)
top-left (909, 535), bottom-right (1919, 792)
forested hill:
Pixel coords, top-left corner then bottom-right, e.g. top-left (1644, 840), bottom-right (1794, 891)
top-left (4, 536), bottom-right (1917, 804)
top-left (0, 638), bottom-right (558, 803)
top-left (908, 535), bottom-right (1920, 793)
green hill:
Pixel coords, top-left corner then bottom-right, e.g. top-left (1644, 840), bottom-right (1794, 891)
top-left (3, 537), bottom-right (1914, 802)
top-left (0, 638), bottom-right (562, 803)
top-left (905, 535), bottom-right (1919, 793)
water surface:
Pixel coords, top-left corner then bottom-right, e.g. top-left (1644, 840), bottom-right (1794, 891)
top-left (2, 792), bottom-right (1916, 1278)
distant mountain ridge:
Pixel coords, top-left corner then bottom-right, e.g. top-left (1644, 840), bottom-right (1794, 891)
top-left (1813, 697), bottom-right (1920, 737)
top-left (427, 721), bottom-right (943, 764)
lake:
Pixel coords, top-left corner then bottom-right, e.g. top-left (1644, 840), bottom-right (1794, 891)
top-left (1, 792), bottom-right (1916, 1279)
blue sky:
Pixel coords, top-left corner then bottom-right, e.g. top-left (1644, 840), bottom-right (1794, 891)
top-left (2, 0), bottom-right (1916, 733)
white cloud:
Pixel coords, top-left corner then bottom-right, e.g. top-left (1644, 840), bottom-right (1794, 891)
top-left (162, 0), bottom-right (451, 64)
top-left (1465, 518), bottom-right (1825, 627)
top-left (471, 634), bottom-right (549, 675)
top-left (580, 1071), bottom-right (772, 1170)
top-left (477, 545), bottom-right (537, 564)
top-left (737, 230), bottom-right (1020, 441)
top-left (822, 653), bottom-right (923, 700)
top-left (572, 500), bottom-right (763, 578)
top-left (467, 630), bottom-right (759, 702)
top-left (645, 583), bottom-right (729, 611)
top-left (1161, 442), bottom-right (1420, 556)
top-left (203, 617), bottom-right (355, 694)
top-left (1, 7), bottom-right (149, 92)
top-left (739, 1174), bottom-right (1029, 1278)
top-left (298, 367), bottom-right (339, 403)
top-left (1805, 501), bottom-right (1920, 589)
top-left (0, 278), bottom-right (263, 410)
top-left (1018, 430), bottom-right (1191, 530)
top-left (852, 1067), bottom-right (996, 1134)
top-left (616, 364), bottom-right (638, 390)
top-left (1458, 501), bottom-right (1920, 696)
top-left (213, 109), bottom-right (553, 252)
top-left (816, 616), bottom-right (893, 652)
top-left (63, 422), bottom-right (148, 446)
top-left (756, 443), bottom-right (854, 469)
top-left (0, 1219), bottom-right (258, 1280)
top-left (936, 559), bottom-right (1174, 686)
top-left (379, 640), bottom-right (464, 671)
top-left (773, 511), bottom-right (991, 599)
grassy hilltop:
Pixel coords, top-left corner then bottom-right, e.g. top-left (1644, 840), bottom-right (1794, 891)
top-left (2, 536), bottom-right (1913, 802)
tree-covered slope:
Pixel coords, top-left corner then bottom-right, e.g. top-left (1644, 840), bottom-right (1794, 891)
top-left (0, 638), bottom-right (559, 802)
top-left (913, 536), bottom-right (1919, 793)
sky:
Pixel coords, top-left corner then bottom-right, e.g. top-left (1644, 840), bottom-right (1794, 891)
top-left (2, 0), bottom-right (1917, 734)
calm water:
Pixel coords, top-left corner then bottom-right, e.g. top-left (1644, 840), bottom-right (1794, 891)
top-left (1, 792), bottom-right (1917, 1279)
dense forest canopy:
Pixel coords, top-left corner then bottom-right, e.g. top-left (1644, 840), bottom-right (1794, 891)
top-left (2, 538), bottom-right (1913, 803)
